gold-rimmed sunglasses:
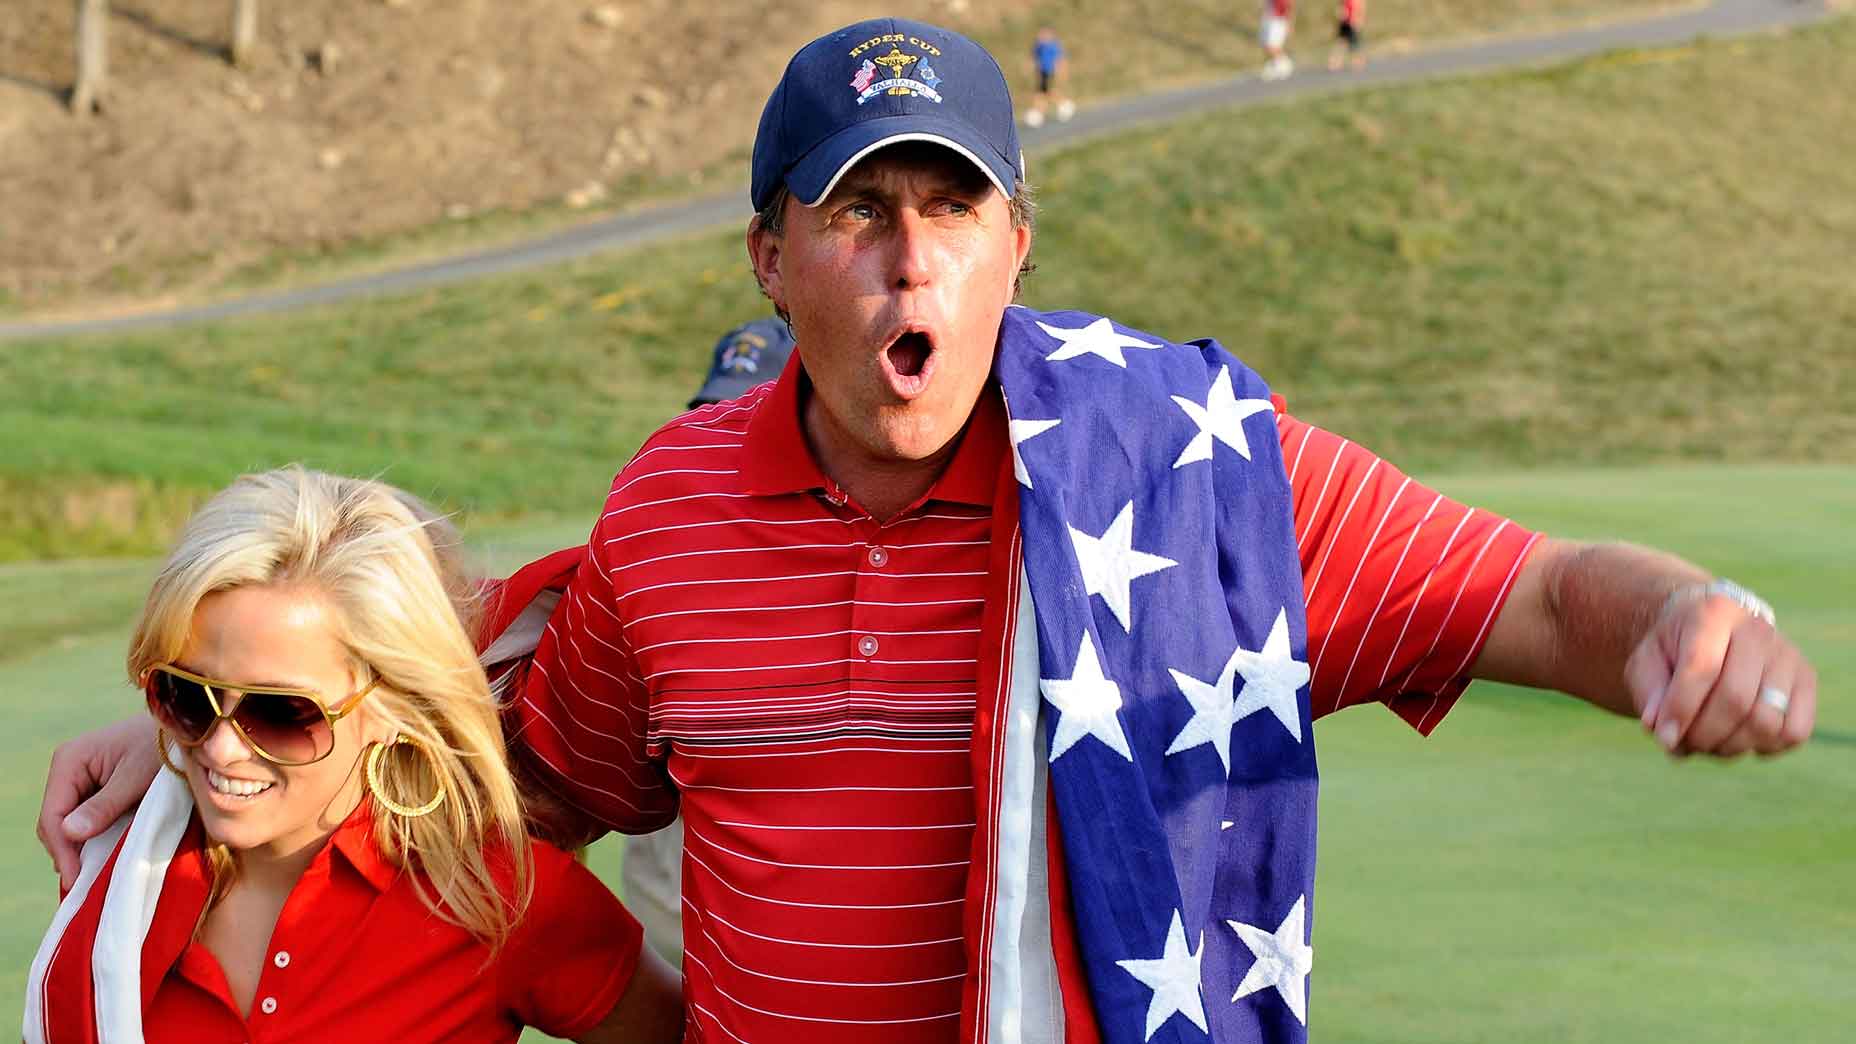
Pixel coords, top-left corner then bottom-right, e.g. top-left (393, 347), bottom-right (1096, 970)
top-left (143, 663), bottom-right (379, 767)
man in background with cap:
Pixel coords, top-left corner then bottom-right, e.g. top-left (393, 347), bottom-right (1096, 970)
top-left (41, 15), bottom-right (1819, 1044)
top-left (687, 316), bottom-right (799, 410)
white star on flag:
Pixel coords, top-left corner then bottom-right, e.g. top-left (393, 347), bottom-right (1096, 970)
top-left (1069, 502), bottom-right (1178, 632)
top-left (1040, 632), bottom-right (1133, 762)
top-left (1227, 895), bottom-right (1314, 1025)
top-left (1165, 647), bottom-right (1245, 774)
top-left (1037, 317), bottom-right (1162, 368)
top-left (1170, 366), bottom-right (1275, 468)
top-left (1115, 910), bottom-right (1208, 1041)
top-left (1230, 608), bottom-right (1311, 742)
top-left (1009, 417), bottom-right (1061, 488)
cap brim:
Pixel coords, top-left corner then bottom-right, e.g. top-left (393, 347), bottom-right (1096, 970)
top-left (689, 375), bottom-right (760, 408)
top-left (786, 115), bottom-right (1019, 209)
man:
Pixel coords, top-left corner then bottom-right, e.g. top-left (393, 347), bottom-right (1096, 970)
top-left (1025, 26), bottom-right (1076, 127)
top-left (41, 17), bottom-right (1817, 1044)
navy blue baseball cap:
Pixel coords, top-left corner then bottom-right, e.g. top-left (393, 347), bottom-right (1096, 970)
top-left (750, 18), bottom-right (1023, 213)
top-left (689, 318), bottom-right (798, 407)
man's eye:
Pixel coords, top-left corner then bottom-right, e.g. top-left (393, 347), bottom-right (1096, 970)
top-left (846, 203), bottom-right (878, 221)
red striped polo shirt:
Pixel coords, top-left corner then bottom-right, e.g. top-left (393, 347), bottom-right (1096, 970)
top-left (514, 361), bottom-right (1540, 1043)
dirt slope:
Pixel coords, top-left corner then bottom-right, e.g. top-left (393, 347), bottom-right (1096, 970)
top-left (0, 0), bottom-right (1022, 306)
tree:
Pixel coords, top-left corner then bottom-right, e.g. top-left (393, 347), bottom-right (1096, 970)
top-left (230, 0), bottom-right (259, 68)
top-left (70, 0), bottom-right (108, 115)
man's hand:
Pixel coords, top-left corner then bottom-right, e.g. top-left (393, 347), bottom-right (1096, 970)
top-left (1627, 589), bottom-right (1817, 757)
top-left (1477, 540), bottom-right (1818, 758)
top-left (38, 716), bottom-right (161, 891)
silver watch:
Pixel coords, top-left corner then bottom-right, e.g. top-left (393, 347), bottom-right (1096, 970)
top-left (1675, 578), bottom-right (1776, 627)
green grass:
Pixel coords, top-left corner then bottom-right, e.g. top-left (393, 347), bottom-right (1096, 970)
top-left (4, 17), bottom-right (1852, 562)
top-left (2, 465), bottom-right (1848, 1041)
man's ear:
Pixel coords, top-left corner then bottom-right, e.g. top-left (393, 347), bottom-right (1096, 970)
top-left (747, 218), bottom-right (785, 312)
top-left (1010, 220), bottom-right (1032, 294)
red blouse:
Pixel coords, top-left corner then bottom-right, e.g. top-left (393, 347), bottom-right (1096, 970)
top-left (142, 805), bottom-right (642, 1043)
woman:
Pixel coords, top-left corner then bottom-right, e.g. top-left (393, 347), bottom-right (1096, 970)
top-left (25, 467), bottom-right (681, 1043)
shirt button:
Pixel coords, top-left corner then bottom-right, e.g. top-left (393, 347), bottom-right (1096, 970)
top-left (867, 546), bottom-right (889, 568)
top-left (857, 635), bottom-right (879, 657)
top-left (824, 486), bottom-right (847, 506)
top-left (259, 996), bottom-right (278, 1014)
top-left (273, 950), bottom-right (290, 968)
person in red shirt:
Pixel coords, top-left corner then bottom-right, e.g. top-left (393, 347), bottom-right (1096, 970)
top-left (1329, 0), bottom-right (1367, 71)
top-left (1260, 0), bottom-right (1297, 80)
top-left (39, 17), bottom-right (1817, 1044)
top-left (26, 467), bottom-right (681, 1044)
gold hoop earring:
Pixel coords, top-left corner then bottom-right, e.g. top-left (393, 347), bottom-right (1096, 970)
top-left (364, 736), bottom-right (447, 818)
top-left (154, 727), bottom-right (186, 779)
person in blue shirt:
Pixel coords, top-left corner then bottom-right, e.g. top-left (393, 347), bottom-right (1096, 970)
top-left (1026, 26), bottom-right (1075, 127)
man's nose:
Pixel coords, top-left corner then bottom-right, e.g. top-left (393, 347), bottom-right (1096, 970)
top-left (890, 209), bottom-right (936, 291)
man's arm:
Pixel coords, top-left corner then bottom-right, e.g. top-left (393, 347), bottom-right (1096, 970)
top-left (499, 497), bottom-right (679, 834)
top-left (38, 716), bottom-right (161, 892)
top-left (1473, 539), bottom-right (1817, 756)
top-left (510, 736), bottom-right (613, 851)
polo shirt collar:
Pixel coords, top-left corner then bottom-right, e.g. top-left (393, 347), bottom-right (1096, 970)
top-left (737, 349), bottom-right (1007, 509)
top-left (330, 799), bottom-right (400, 894)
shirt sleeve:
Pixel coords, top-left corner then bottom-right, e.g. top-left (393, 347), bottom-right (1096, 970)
top-left (1275, 403), bottom-right (1544, 734)
top-left (507, 477), bottom-right (679, 832)
top-left (499, 840), bottom-right (646, 1038)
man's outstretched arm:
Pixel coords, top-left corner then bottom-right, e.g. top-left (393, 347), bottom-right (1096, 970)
top-left (1473, 538), bottom-right (1817, 757)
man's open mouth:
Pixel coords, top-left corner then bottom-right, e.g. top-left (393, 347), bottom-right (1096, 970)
top-left (887, 331), bottom-right (934, 379)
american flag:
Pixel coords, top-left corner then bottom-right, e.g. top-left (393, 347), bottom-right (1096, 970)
top-left (996, 306), bottom-right (1318, 1043)
top-left (851, 59), bottom-right (878, 93)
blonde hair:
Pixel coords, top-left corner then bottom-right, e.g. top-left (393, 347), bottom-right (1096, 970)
top-left (127, 466), bottom-right (529, 948)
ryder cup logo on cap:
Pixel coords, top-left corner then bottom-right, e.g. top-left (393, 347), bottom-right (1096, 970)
top-left (751, 18), bottom-right (1024, 213)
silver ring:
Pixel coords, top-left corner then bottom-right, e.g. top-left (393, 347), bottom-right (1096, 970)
top-left (1757, 686), bottom-right (1790, 715)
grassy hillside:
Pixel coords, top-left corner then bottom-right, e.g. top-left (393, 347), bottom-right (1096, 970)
top-left (2, 17), bottom-right (1851, 563)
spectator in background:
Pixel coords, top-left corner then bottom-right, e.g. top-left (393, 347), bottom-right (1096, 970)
top-left (1024, 26), bottom-right (1075, 127)
top-left (1330, 0), bottom-right (1367, 70)
top-left (686, 317), bottom-right (798, 410)
top-left (1261, 0), bottom-right (1296, 80)
top-left (622, 316), bottom-right (799, 960)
